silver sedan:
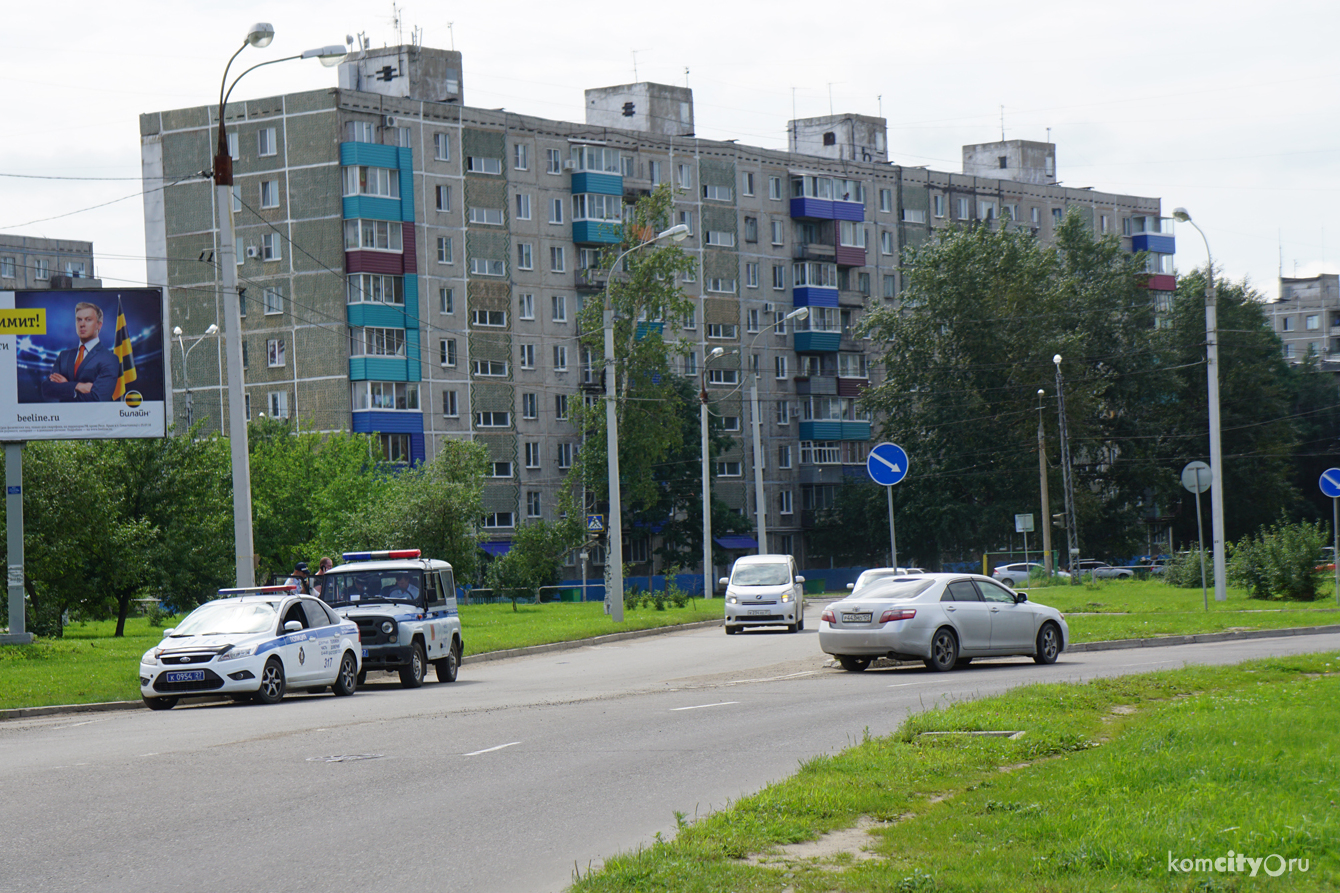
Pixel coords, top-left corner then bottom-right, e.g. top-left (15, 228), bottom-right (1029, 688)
top-left (818, 573), bottom-right (1068, 672)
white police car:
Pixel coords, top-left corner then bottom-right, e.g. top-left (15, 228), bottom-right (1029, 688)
top-left (318, 550), bottom-right (463, 688)
top-left (139, 586), bottom-right (362, 710)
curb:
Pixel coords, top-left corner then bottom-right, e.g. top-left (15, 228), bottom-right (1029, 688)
top-left (7, 621), bottom-right (1340, 722)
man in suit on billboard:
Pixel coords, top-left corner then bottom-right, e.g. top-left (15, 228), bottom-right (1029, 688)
top-left (40, 301), bottom-right (120, 402)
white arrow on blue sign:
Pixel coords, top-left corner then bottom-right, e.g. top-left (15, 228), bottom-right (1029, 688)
top-left (866, 442), bottom-right (909, 486)
top-left (1320, 468), bottom-right (1340, 499)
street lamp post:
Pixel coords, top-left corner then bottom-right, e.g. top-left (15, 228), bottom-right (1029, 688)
top-left (212, 25), bottom-right (344, 587)
top-left (701, 346), bottom-right (726, 599)
top-left (172, 324), bottom-right (219, 429)
top-left (1054, 355), bottom-right (1080, 584)
top-left (1171, 207), bottom-right (1227, 603)
top-left (603, 223), bottom-right (689, 621)
top-left (1037, 388), bottom-right (1053, 576)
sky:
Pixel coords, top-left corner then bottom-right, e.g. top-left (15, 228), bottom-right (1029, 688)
top-left (3, 0), bottom-right (1337, 299)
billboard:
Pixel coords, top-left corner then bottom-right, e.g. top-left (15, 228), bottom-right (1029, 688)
top-left (0, 288), bottom-right (166, 440)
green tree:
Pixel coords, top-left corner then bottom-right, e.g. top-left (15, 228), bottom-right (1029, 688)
top-left (485, 518), bottom-right (574, 606)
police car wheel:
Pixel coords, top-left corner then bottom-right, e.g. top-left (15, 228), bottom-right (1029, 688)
top-left (434, 643), bottom-right (459, 683)
top-left (400, 641), bottom-right (426, 688)
top-left (255, 658), bottom-right (286, 704)
top-left (333, 652), bottom-right (358, 696)
top-left (142, 696), bottom-right (177, 711)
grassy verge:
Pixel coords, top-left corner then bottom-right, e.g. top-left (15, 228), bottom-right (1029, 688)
top-left (0, 599), bottom-right (723, 711)
top-left (572, 653), bottom-right (1340, 892)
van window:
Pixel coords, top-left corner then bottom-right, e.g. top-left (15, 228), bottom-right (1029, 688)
top-left (731, 563), bottom-right (790, 586)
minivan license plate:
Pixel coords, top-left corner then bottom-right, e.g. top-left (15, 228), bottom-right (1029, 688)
top-left (842, 612), bottom-right (873, 623)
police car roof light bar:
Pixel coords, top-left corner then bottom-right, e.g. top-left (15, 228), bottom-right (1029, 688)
top-left (341, 549), bottom-right (422, 561)
top-left (217, 585), bottom-right (298, 597)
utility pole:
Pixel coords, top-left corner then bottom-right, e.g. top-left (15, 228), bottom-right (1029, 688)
top-left (1037, 389), bottom-right (1052, 576)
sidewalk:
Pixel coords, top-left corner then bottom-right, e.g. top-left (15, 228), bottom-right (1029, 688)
top-left (5, 620), bottom-right (1339, 722)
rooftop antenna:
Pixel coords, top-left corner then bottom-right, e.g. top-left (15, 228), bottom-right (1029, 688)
top-left (632, 50), bottom-right (639, 81)
top-left (685, 66), bottom-right (690, 88)
top-left (828, 82), bottom-right (834, 116)
top-left (1000, 105), bottom-right (1005, 141)
top-left (391, 2), bottom-right (403, 46)
top-left (1046, 126), bottom-right (1052, 144)
top-left (878, 94), bottom-right (882, 119)
top-left (447, 21), bottom-right (455, 50)
top-left (412, 24), bottom-right (422, 50)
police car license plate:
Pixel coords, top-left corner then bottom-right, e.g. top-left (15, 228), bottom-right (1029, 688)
top-left (842, 612), bottom-right (873, 623)
top-left (165, 670), bottom-right (205, 683)
top-left (362, 648), bottom-right (369, 658)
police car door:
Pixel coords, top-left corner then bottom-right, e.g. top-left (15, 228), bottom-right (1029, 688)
top-left (276, 598), bottom-right (317, 685)
top-left (421, 571), bottom-right (446, 661)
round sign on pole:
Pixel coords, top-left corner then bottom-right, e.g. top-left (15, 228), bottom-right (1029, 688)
top-left (1181, 461), bottom-right (1211, 494)
top-left (1319, 468), bottom-right (1340, 499)
top-left (867, 442), bottom-right (909, 487)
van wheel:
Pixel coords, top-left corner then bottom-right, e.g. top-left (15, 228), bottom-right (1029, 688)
top-left (434, 640), bottom-right (459, 683)
top-left (400, 641), bottom-right (426, 688)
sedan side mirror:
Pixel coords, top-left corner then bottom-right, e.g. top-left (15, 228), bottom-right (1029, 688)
top-left (1014, 592), bottom-right (1028, 604)
top-left (161, 628), bottom-right (175, 637)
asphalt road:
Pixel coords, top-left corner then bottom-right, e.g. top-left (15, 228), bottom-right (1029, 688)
top-left (2, 610), bottom-right (1337, 893)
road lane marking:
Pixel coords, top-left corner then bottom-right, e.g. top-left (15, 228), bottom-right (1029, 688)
top-left (465, 741), bottom-right (521, 756)
top-left (727, 671), bottom-right (817, 685)
top-left (887, 681), bottom-right (941, 688)
top-left (672, 701), bottom-right (739, 711)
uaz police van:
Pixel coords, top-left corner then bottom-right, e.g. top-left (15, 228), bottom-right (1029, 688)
top-left (319, 550), bottom-right (462, 688)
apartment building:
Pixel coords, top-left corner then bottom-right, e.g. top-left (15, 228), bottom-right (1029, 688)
top-left (140, 44), bottom-right (1170, 568)
top-left (1273, 273), bottom-right (1340, 365)
top-left (0, 236), bottom-right (99, 289)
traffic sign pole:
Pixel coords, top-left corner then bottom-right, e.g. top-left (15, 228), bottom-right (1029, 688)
top-left (887, 485), bottom-right (897, 571)
top-left (1317, 469), bottom-right (1340, 605)
top-left (867, 443), bottom-right (909, 570)
top-left (1182, 461), bottom-right (1212, 612)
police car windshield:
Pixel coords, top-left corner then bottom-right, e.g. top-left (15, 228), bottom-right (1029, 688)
top-left (171, 601), bottom-right (279, 636)
top-left (321, 570), bottom-right (424, 607)
top-left (731, 563), bottom-right (791, 586)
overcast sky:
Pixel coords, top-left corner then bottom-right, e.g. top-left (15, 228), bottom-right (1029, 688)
top-left (3, 1), bottom-right (1335, 299)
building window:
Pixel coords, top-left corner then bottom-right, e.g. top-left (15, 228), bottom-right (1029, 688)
top-left (436, 185), bottom-right (452, 212)
top-left (227, 132), bottom-right (240, 159)
top-left (524, 442), bottom-right (540, 468)
top-left (772, 265), bottom-right (785, 290)
top-left (677, 163), bottom-right (691, 190)
top-left (879, 188), bottom-right (893, 213)
top-left (257, 127), bottom-right (276, 157)
top-left (388, 126), bottom-right (411, 148)
top-left (550, 246), bottom-right (566, 272)
top-left (470, 258), bottom-right (505, 277)
top-left (775, 355), bottom-right (788, 379)
top-left (482, 512), bottom-right (514, 529)
top-left (259, 179), bottom-right (279, 209)
top-left (858, 272), bottom-right (871, 296)
top-left (746, 308), bottom-right (760, 333)
top-left (552, 294), bottom-right (567, 321)
top-left (517, 293), bottom-right (535, 320)
top-left (677, 210), bottom-right (693, 235)
top-left (776, 400), bottom-right (790, 424)
top-left (557, 443), bottom-right (573, 469)
top-left (956, 198), bottom-right (970, 220)
top-left (263, 286), bottom-right (283, 315)
top-left (514, 143), bottom-right (529, 170)
top-left (702, 184), bottom-right (733, 202)
top-left (705, 277), bottom-right (737, 294)
top-left (517, 243), bottom-right (534, 270)
top-left (572, 193), bottom-right (623, 223)
top-left (0, 257), bottom-right (14, 279)
top-left (476, 411), bottom-right (511, 428)
top-left (979, 201), bottom-right (996, 220)
top-left (261, 233), bottom-right (281, 261)
top-left (1282, 317), bottom-right (1294, 332)
top-left (439, 287), bottom-right (454, 314)
top-left (550, 198), bottom-right (564, 224)
top-left (471, 309), bottom-right (507, 329)
top-left (649, 160), bottom-right (663, 184)
top-left (516, 193), bottom-right (531, 220)
top-left (682, 303), bottom-right (697, 330)
top-left (489, 461), bottom-right (513, 479)
top-left (769, 176), bottom-right (782, 200)
top-left (1306, 314), bottom-right (1320, 330)
top-left (553, 345), bottom-right (568, 371)
top-left (621, 155), bottom-right (635, 177)
top-left (742, 172), bottom-right (755, 196)
top-left (770, 220), bottom-right (784, 246)
top-left (778, 444), bottom-right (792, 469)
top-left (266, 338), bottom-right (285, 367)
top-left (343, 166), bottom-right (399, 198)
top-left (526, 491), bottom-right (541, 518)
top-left (555, 394), bottom-right (569, 421)
top-left (433, 132), bottom-right (451, 161)
top-left (440, 339), bottom-right (457, 366)
top-left (344, 219), bottom-right (404, 252)
top-left (522, 393), bottom-right (538, 419)
top-left (705, 230), bottom-right (735, 248)
top-left (469, 207), bottom-right (504, 226)
top-left (346, 122), bottom-right (374, 144)
top-left (716, 461), bottom-right (742, 477)
top-left (743, 217), bottom-right (758, 244)
top-left (546, 148), bottom-right (561, 174)
top-left (881, 231), bottom-right (895, 255)
top-left (443, 390), bottom-right (458, 417)
top-left (348, 273), bottom-right (405, 306)
top-left (466, 156), bottom-right (502, 175)
top-left (519, 343), bottom-right (536, 369)
top-left (707, 323), bottom-right (738, 340)
top-left (779, 491), bottom-right (793, 515)
top-left (933, 194), bottom-right (945, 218)
top-left (745, 263), bottom-right (759, 289)
top-left (267, 390), bottom-right (288, 418)
top-left (707, 368), bottom-right (739, 385)
top-left (437, 237), bottom-right (454, 264)
top-left (884, 274), bottom-right (897, 298)
top-left (1053, 207), bottom-right (1064, 224)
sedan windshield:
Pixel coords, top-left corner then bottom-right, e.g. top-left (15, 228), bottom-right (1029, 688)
top-left (171, 601), bottom-right (279, 637)
top-left (731, 564), bottom-right (791, 586)
top-left (321, 570), bottom-right (425, 607)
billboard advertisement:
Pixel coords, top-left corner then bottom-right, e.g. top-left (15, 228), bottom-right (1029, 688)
top-left (0, 288), bottom-right (167, 441)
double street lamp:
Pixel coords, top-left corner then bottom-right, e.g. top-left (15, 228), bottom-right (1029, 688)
top-left (212, 24), bottom-right (344, 586)
top-left (602, 223), bottom-right (690, 621)
top-left (1171, 207), bottom-right (1227, 603)
top-left (172, 324), bottom-right (218, 429)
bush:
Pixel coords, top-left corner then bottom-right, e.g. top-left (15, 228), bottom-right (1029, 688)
top-left (1227, 518), bottom-right (1328, 600)
top-left (1163, 549), bottom-right (1210, 589)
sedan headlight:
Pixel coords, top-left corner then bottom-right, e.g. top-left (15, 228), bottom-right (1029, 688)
top-left (217, 645), bottom-right (254, 662)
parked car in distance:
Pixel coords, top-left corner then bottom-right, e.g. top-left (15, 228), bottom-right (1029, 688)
top-left (1315, 547), bottom-right (1335, 573)
top-left (139, 586), bottom-right (362, 710)
top-left (847, 568), bottom-right (925, 594)
top-left (990, 562), bottom-right (1068, 588)
top-left (819, 573), bottom-right (1068, 672)
top-left (1133, 557), bottom-right (1170, 577)
top-left (720, 554), bottom-right (806, 634)
top-left (1074, 559), bottom-right (1134, 579)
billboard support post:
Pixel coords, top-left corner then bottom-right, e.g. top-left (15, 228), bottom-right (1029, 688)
top-left (2, 443), bottom-right (31, 644)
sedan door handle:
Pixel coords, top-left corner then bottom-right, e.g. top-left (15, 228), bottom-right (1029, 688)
top-left (945, 606), bottom-right (956, 612)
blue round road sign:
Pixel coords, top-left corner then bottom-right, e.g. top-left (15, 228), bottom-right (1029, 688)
top-left (867, 442), bottom-right (909, 486)
top-left (1320, 468), bottom-right (1340, 499)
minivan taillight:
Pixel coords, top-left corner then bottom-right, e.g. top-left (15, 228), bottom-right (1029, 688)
top-left (879, 608), bottom-right (917, 623)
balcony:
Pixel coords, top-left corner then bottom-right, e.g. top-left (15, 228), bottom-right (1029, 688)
top-left (1131, 233), bottom-right (1175, 255)
top-left (790, 197), bottom-right (866, 222)
top-left (575, 267), bottom-right (611, 291)
top-left (794, 331), bottom-right (841, 353)
top-left (795, 374), bottom-right (837, 396)
top-left (794, 241), bottom-right (836, 263)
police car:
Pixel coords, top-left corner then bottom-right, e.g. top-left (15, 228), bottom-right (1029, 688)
top-left (139, 586), bottom-right (362, 710)
top-left (318, 550), bottom-right (462, 688)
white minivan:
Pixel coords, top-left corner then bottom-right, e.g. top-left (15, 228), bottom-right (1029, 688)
top-left (720, 554), bottom-right (806, 635)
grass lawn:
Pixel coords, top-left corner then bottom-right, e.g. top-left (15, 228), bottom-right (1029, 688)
top-left (572, 652), bottom-right (1340, 892)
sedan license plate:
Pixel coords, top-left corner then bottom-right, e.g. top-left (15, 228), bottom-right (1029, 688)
top-left (164, 670), bottom-right (205, 683)
top-left (842, 612), bottom-right (873, 624)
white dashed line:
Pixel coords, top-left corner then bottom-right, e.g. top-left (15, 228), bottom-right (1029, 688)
top-left (465, 741), bottom-right (521, 756)
top-left (672, 701), bottom-right (739, 711)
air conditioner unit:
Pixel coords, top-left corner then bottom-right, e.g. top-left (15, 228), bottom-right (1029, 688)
top-left (381, 115), bottom-right (396, 128)
top-left (763, 302), bottom-right (775, 313)
top-left (245, 246), bottom-right (259, 258)
top-left (563, 159), bottom-right (576, 171)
